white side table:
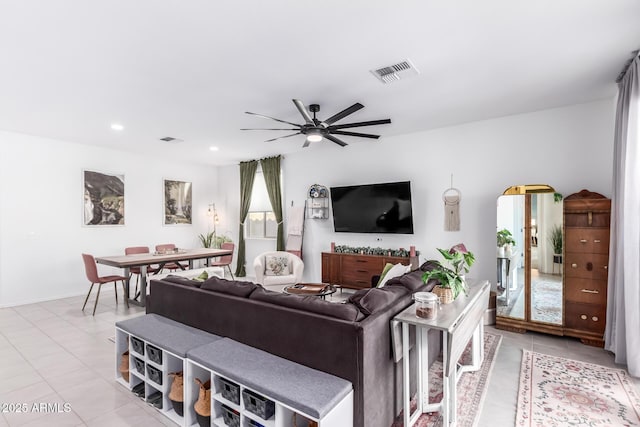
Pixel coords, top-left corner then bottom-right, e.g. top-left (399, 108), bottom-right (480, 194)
top-left (392, 279), bottom-right (490, 426)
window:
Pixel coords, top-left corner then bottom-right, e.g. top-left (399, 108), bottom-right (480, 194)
top-left (245, 171), bottom-right (277, 239)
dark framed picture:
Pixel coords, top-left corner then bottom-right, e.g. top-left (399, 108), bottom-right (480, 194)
top-left (164, 179), bottom-right (192, 225)
top-left (83, 170), bottom-right (125, 226)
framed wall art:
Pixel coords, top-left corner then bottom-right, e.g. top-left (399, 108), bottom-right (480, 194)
top-left (83, 169), bottom-right (125, 226)
top-left (164, 179), bottom-right (192, 225)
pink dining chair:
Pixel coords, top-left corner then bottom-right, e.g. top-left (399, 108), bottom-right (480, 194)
top-left (125, 246), bottom-right (160, 295)
top-left (155, 243), bottom-right (188, 272)
top-left (209, 242), bottom-right (235, 279)
top-left (81, 254), bottom-right (128, 315)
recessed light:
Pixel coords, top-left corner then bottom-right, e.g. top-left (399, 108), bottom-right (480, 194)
top-left (110, 123), bottom-right (124, 131)
top-left (209, 146), bottom-right (219, 151)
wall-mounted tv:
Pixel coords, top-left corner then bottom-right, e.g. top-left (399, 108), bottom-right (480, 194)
top-left (330, 181), bottom-right (414, 234)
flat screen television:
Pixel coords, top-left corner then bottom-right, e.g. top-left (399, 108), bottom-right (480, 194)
top-left (330, 181), bottom-right (414, 234)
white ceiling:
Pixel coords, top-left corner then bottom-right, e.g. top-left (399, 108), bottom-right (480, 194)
top-left (0, 0), bottom-right (638, 166)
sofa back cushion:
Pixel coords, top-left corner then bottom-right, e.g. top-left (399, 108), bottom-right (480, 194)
top-left (163, 275), bottom-right (202, 288)
top-left (201, 276), bottom-right (258, 297)
top-left (250, 287), bottom-right (364, 321)
top-left (348, 286), bottom-right (410, 315)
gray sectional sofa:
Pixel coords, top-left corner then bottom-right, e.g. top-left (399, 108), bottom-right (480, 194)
top-left (146, 264), bottom-right (440, 427)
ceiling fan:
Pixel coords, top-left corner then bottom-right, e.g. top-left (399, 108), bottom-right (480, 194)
top-left (241, 99), bottom-right (391, 147)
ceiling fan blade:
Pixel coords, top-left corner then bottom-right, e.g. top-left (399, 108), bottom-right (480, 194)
top-left (264, 132), bottom-right (301, 143)
top-left (240, 128), bottom-right (300, 131)
top-left (328, 119), bottom-right (391, 130)
top-left (245, 111), bottom-right (302, 127)
top-left (292, 99), bottom-right (314, 124)
top-left (331, 130), bottom-right (380, 139)
top-left (302, 139), bottom-right (311, 148)
top-left (322, 103), bottom-right (364, 126)
top-left (324, 134), bottom-right (348, 147)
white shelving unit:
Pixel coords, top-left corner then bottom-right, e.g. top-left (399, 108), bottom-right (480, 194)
top-left (115, 328), bottom-right (188, 426)
top-left (185, 359), bottom-right (351, 427)
top-left (306, 198), bottom-right (329, 219)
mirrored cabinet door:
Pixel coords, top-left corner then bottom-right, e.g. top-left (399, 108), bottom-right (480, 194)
top-left (495, 185), bottom-right (564, 336)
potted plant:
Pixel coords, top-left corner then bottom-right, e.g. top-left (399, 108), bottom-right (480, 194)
top-left (549, 224), bottom-right (563, 255)
top-left (422, 243), bottom-right (475, 303)
top-left (198, 231), bottom-right (215, 248)
top-left (497, 228), bottom-right (516, 256)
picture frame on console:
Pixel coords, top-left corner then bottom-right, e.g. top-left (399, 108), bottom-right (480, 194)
top-left (163, 179), bottom-right (192, 225)
top-left (83, 169), bottom-right (125, 226)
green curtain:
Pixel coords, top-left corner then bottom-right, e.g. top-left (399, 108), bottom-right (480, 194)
top-left (235, 160), bottom-right (258, 277)
top-left (260, 155), bottom-right (284, 251)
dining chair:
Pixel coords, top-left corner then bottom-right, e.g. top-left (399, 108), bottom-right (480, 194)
top-left (81, 253), bottom-right (128, 315)
top-left (154, 243), bottom-right (188, 272)
top-left (209, 242), bottom-right (235, 279)
top-left (125, 246), bottom-right (160, 295)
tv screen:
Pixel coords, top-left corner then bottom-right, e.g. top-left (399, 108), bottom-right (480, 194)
top-left (330, 181), bottom-right (414, 234)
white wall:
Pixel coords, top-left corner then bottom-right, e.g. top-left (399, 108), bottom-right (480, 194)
top-left (0, 131), bottom-right (218, 306)
top-left (220, 98), bottom-right (615, 285)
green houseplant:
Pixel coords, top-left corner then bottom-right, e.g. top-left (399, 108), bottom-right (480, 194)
top-left (422, 243), bottom-right (475, 303)
top-left (198, 232), bottom-right (233, 249)
top-left (549, 224), bottom-right (563, 255)
top-left (497, 229), bottom-right (516, 247)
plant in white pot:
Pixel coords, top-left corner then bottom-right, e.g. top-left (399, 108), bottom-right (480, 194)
top-left (422, 243), bottom-right (475, 303)
top-left (497, 229), bottom-right (516, 257)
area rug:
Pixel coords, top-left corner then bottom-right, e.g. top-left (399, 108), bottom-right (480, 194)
top-left (391, 332), bottom-right (502, 427)
top-left (516, 350), bottom-right (640, 426)
top-left (530, 276), bottom-right (562, 324)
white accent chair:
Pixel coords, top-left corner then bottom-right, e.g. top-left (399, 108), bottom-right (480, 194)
top-left (253, 251), bottom-right (304, 288)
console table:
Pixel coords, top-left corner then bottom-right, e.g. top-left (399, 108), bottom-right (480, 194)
top-left (321, 252), bottom-right (419, 289)
top-left (392, 279), bottom-right (490, 426)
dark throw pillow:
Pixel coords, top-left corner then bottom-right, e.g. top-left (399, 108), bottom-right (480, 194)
top-left (348, 286), bottom-right (409, 316)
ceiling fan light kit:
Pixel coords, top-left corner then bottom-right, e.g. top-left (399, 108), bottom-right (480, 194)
top-left (242, 99), bottom-right (391, 147)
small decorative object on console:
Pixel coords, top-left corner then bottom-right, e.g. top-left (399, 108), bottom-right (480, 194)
top-left (414, 292), bottom-right (439, 319)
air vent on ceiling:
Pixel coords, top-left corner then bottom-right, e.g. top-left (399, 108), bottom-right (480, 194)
top-left (370, 59), bottom-right (420, 84)
top-left (159, 136), bottom-right (183, 143)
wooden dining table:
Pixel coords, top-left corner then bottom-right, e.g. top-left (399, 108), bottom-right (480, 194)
top-left (95, 247), bottom-right (233, 307)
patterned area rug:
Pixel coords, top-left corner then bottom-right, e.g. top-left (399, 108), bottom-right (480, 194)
top-left (516, 350), bottom-right (640, 426)
top-left (530, 275), bottom-right (562, 324)
top-left (391, 332), bottom-right (502, 427)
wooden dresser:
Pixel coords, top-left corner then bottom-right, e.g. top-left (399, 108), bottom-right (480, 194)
top-left (563, 190), bottom-right (611, 347)
top-left (321, 252), bottom-right (419, 290)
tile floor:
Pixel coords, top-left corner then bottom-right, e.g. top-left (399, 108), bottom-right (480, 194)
top-left (1, 291), bottom-right (638, 427)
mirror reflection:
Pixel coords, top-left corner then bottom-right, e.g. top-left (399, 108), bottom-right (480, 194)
top-left (496, 191), bottom-right (563, 325)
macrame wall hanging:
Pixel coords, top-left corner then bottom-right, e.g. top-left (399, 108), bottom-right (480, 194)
top-left (443, 174), bottom-right (461, 231)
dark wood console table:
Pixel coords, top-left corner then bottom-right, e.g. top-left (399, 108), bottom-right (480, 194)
top-left (321, 252), bottom-right (419, 290)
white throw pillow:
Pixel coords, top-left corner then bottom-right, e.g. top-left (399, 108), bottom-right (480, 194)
top-left (377, 263), bottom-right (411, 288)
top-left (264, 255), bottom-right (289, 276)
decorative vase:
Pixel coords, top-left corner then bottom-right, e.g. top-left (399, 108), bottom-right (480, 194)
top-left (505, 244), bottom-right (513, 257)
top-left (168, 371), bottom-right (184, 416)
top-left (432, 285), bottom-right (454, 304)
top-left (194, 378), bottom-right (211, 427)
top-left (497, 246), bottom-right (505, 257)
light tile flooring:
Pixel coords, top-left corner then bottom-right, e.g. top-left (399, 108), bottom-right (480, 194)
top-left (1, 292), bottom-right (638, 427)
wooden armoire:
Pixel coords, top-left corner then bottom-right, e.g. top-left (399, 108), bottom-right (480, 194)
top-left (563, 190), bottom-right (611, 347)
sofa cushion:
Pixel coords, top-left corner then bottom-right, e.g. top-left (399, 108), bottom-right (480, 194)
top-left (264, 254), bottom-right (289, 276)
top-left (348, 286), bottom-right (410, 316)
top-left (163, 275), bottom-right (202, 288)
top-left (250, 287), bottom-right (364, 321)
top-left (201, 276), bottom-right (258, 297)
